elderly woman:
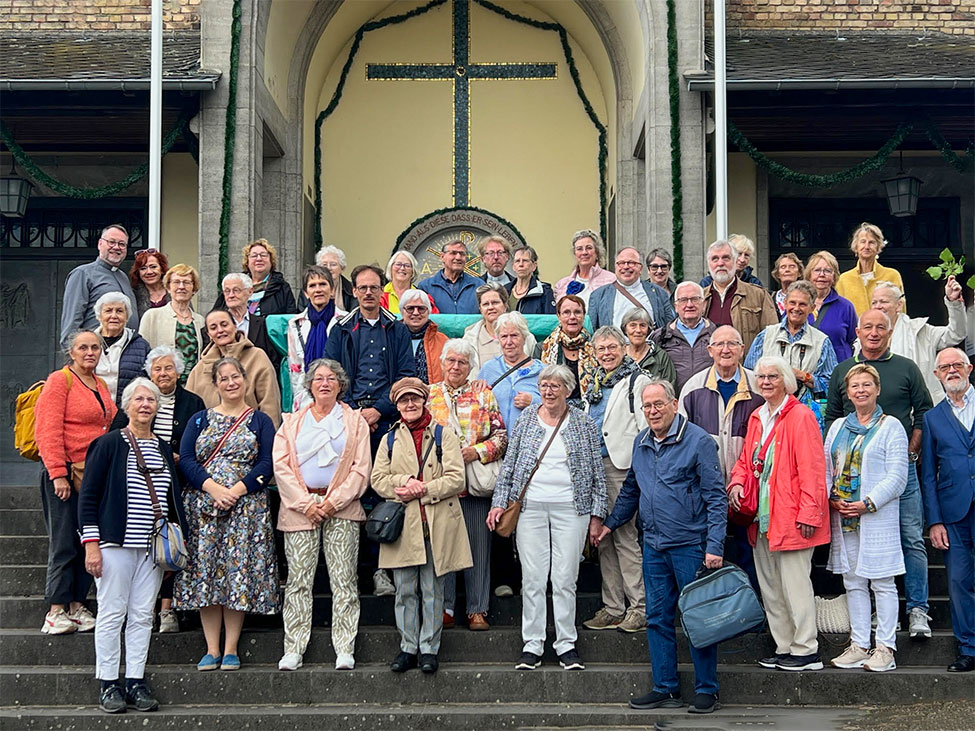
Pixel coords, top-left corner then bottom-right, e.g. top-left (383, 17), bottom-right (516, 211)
top-left (381, 250), bottom-right (436, 314)
top-left (870, 277), bottom-right (966, 404)
top-left (539, 295), bottom-right (598, 401)
top-left (803, 250), bottom-right (858, 362)
top-left (836, 222), bottom-right (905, 316)
top-left (371, 377), bottom-right (471, 675)
top-left (509, 245), bottom-right (556, 314)
top-left (478, 311), bottom-right (543, 431)
top-left (581, 328), bottom-right (651, 634)
top-left (139, 264), bottom-right (206, 385)
top-left (554, 229), bottom-right (617, 306)
top-left (700, 234), bottom-right (764, 289)
top-left (129, 249), bottom-right (170, 318)
top-left (488, 364), bottom-right (607, 671)
top-left (621, 307), bottom-right (677, 387)
top-left (216, 272), bottom-right (282, 373)
top-left (315, 244), bottom-right (357, 312)
top-left (287, 265), bottom-right (345, 411)
top-left (214, 238), bottom-right (296, 317)
top-left (463, 282), bottom-right (538, 367)
top-left (824, 364), bottom-right (908, 672)
top-left (186, 308), bottom-right (281, 427)
top-left (429, 339), bottom-right (508, 631)
top-left (94, 292), bottom-right (151, 407)
top-left (400, 289), bottom-right (448, 383)
top-left (177, 357), bottom-right (279, 671)
top-left (80, 378), bottom-right (188, 713)
top-left (110, 346), bottom-right (204, 633)
top-left (35, 330), bottom-right (117, 635)
top-left (274, 359), bottom-right (371, 671)
top-left (645, 248), bottom-right (677, 295)
top-left (729, 355), bottom-right (830, 672)
top-left (771, 253), bottom-right (803, 317)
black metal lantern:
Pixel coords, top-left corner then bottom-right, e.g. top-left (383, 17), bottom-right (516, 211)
top-left (881, 151), bottom-right (921, 218)
top-left (0, 159), bottom-right (33, 218)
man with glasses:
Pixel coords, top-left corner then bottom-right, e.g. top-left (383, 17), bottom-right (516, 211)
top-left (477, 236), bottom-right (515, 290)
top-left (589, 247), bottom-right (674, 332)
top-left (417, 238), bottom-right (482, 314)
top-left (921, 348), bottom-right (975, 672)
top-left (652, 281), bottom-right (717, 393)
top-left (60, 224), bottom-right (138, 348)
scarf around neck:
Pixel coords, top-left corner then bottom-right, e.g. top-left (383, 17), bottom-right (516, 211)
top-left (303, 301), bottom-right (335, 369)
top-left (584, 355), bottom-right (642, 405)
top-left (831, 405), bottom-right (885, 533)
top-left (409, 321), bottom-right (430, 382)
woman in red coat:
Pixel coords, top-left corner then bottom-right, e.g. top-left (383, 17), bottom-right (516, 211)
top-left (729, 355), bottom-right (830, 673)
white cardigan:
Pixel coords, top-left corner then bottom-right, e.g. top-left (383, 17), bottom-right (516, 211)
top-left (138, 302), bottom-right (205, 351)
top-left (585, 371), bottom-right (652, 470)
top-left (824, 415), bottom-right (908, 580)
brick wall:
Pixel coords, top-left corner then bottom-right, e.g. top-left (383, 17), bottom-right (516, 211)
top-left (713, 0), bottom-right (975, 36)
top-left (0, 0), bottom-right (200, 32)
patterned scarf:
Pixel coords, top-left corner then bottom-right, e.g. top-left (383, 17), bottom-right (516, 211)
top-left (410, 322), bottom-right (429, 382)
top-left (303, 301), bottom-right (335, 369)
top-left (583, 355), bottom-right (642, 405)
top-left (540, 326), bottom-right (598, 393)
top-left (830, 405), bottom-right (885, 533)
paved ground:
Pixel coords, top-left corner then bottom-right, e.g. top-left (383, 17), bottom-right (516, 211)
top-left (842, 700), bottom-right (975, 731)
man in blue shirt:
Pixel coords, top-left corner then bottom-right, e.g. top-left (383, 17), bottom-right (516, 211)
top-left (416, 239), bottom-right (482, 314)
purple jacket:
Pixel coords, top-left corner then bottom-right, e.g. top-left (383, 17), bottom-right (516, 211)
top-left (808, 289), bottom-right (857, 362)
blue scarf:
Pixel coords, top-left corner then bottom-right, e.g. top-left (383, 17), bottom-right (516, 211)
top-left (830, 405), bottom-right (884, 532)
top-left (303, 301), bottom-right (335, 369)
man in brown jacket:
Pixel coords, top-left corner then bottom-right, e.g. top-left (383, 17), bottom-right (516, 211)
top-left (702, 240), bottom-right (778, 352)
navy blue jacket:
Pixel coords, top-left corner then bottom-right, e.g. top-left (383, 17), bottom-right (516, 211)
top-left (921, 399), bottom-right (975, 526)
top-left (213, 270), bottom-right (297, 317)
top-left (605, 414), bottom-right (727, 556)
top-left (417, 270), bottom-right (482, 314)
top-left (111, 332), bottom-right (151, 408)
top-left (509, 276), bottom-right (557, 315)
top-left (588, 279), bottom-right (676, 331)
top-left (110, 385), bottom-right (205, 465)
top-left (178, 409), bottom-right (275, 493)
top-left (322, 308), bottom-right (416, 420)
top-left (78, 430), bottom-right (189, 545)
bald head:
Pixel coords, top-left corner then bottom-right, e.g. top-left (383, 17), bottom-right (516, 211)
top-left (856, 308), bottom-right (892, 359)
top-left (935, 347), bottom-right (973, 397)
top-left (708, 325), bottom-right (744, 378)
top-left (614, 247), bottom-right (645, 285)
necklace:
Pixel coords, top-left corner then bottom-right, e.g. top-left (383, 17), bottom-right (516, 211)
top-left (513, 281), bottom-right (530, 297)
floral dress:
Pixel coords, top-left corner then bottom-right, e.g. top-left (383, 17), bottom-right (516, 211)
top-left (174, 410), bottom-right (280, 614)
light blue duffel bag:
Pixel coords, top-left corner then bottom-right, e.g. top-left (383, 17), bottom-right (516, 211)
top-left (678, 563), bottom-right (765, 649)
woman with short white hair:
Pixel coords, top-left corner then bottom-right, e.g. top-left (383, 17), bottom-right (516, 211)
top-left (477, 311), bottom-right (543, 432)
top-left (94, 291), bottom-right (151, 406)
top-left (315, 244), bottom-right (357, 311)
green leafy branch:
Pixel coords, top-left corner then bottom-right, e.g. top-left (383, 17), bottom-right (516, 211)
top-left (926, 248), bottom-right (973, 289)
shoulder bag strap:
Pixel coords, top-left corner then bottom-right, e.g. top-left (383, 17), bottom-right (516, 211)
top-left (813, 300), bottom-right (835, 327)
top-left (612, 281), bottom-right (650, 319)
top-left (417, 432), bottom-right (438, 479)
top-left (490, 357), bottom-right (531, 389)
top-left (201, 408), bottom-right (255, 469)
top-left (512, 408), bottom-right (569, 505)
top-left (122, 428), bottom-right (164, 521)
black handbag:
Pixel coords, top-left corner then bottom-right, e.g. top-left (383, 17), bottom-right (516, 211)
top-left (365, 500), bottom-right (406, 544)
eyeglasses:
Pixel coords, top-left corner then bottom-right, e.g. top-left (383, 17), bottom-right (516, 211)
top-left (402, 305), bottom-right (428, 314)
top-left (100, 238), bottom-right (128, 248)
top-left (312, 375), bottom-right (339, 384)
top-left (709, 340), bottom-right (742, 349)
top-left (675, 296), bottom-right (703, 305)
top-left (755, 373), bottom-right (782, 382)
top-left (356, 285), bottom-right (381, 293)
top-left (143, 248), bottom-right (158, 254)
top-left (648, 263), bottom-right (670, 271)
top-left (483, 251), bottom-right (507, 259)
top-left (223, 287), bottom-right (245, 295)
top-left (539, 383), bottom-right (564, 392)
top-left (810, 268), bottom-right (833, 276)
top-left (615, 260), bottom-right (642, 267)
top-left (248, 252), bottom-right (270, 259)
top-left (641, 401), bottom-right (670, 412)
top-left (397, 394), bottom-right (424, 404)
top-left (936, 362), bottom-right (970, 373)
top-left (391, 262), bottom-right (412, 269)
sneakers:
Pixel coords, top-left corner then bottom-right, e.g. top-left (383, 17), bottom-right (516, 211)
top-left (629, 690), bottom-right (683, 709)
top-left (98, 684), bottom-right (126, 714)
top-left (335, 653), bottom-right (355, 670)
top-left (558, 649), bottom-right (585, 670)
top-left (125, 683), bottom-right (159, 712)
top-left (494, 584), bottom-right (514, 598)
top-left (41, 608), bottom-right (77, 635)
top-left (373, 569), bottom-right (396, 597)
top-left (442, 611), bottom-right (455, 629)
top-left (67, 605), bottom-right (96, 632)
top-left (864, 645), bottom-right (896, 672)
top-left (908, 608), bottom-right (932, 640)
top-left (617, 608), bottom-right (646, 633)
top-left (687, 693), bottom-right (720, 714)
top-left (775, 653), bottom-right (824, 671)
top-left (158, 609), bottom-right (179, 633)
top-left (468, 612), bottom-right (490, 631)
top-left (582, 607), bottom-right (623, 631)
top-left (757, 653), bottom-right (789, 669)
top-left (831, 643), bottom-right (871, 669)
top-left (278, 653), bottom-right (303, 671)
top-left (515, 652), bottom-right (542, 670)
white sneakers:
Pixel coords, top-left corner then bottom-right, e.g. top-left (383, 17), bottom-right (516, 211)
top-left (278, 653), bottom-right (303, 671)
top-left (373, 569), bottom-right (396, 597)
top-left (41, 609), bottom-right (77, 635)
top-left (864, 645), bottom-right (896, 672)
top-left (68, 605), bottom-right (96, 632)
top-left (158, 609), bottom-right (179, 633)
top-left (335, 653), bottom-right (355, 670)
top-left (908, 608), bottom-right (932, 640)
top-left (831, 643), bottom-right (871, 669)
top-left (832, 643), bottom-right (896, 672)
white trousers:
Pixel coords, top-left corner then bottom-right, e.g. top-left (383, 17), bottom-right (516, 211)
top-left (94, 547), bottom-right (163, 681)
top-left (841, 530), bottom-right (899, 650)
top-left (515, 501), bottom-right (589, 656)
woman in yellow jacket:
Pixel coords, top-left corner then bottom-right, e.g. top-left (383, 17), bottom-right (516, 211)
top-left (835, 222), bottom-right (905, 317)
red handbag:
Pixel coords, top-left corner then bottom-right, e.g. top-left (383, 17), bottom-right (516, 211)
top-left (729, 422), bottom-right (778, 528)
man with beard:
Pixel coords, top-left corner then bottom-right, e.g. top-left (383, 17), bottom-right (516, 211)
top-left (701, 240), bottom-right (777, 353)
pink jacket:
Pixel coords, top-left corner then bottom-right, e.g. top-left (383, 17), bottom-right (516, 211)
top-left (272, 403), bottom-right (372, 530)
top-left (554, 264), bottom-right (617, 301)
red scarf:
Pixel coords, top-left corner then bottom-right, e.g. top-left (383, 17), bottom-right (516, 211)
top-left (404, 410), bottom-right (433, 523)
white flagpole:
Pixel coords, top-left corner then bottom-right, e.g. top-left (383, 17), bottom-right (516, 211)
top-left (148, 0), bottom-right (163, 251)
top-left (714, 0), bottom-right (728, 241)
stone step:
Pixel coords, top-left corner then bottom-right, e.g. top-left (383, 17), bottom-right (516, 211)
top-left (0, 485), bottom-right (40, 511)
top-left (0, 509), bottom-right (44, 536)
top-left (0, 626), bottom-right (958, 668)
top-left (1, 664), bottom-right (970, 709)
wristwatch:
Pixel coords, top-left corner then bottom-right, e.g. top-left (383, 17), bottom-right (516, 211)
top-left (908, 451), bottom-right (919, 463)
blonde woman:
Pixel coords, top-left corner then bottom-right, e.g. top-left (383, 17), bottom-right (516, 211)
top-left (835, 223), bottom-right (904, 316)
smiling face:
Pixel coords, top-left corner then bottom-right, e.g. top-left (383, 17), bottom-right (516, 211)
top-left (647, 256), bottom-right (671, 287)
top-left (512, 249), bottom-right (536, 280)
top-left (389, 253), bottom-right (414, 287)
top-left (846, 372), bottom-right (880, 413)
top-left (126, 385), bottom-right (158, 428)
top-left (624, 319), bottom-right (650, 348)
top-left (573, 236), bottom-right (597, 269)
top-left (214, 362), bottom-right (245, 401)
top-left (304, 274), bottom-right (333, 310)
top-left (401, 299), bottom-right (430, 331)
top-left (870, 287), bottom-right (902, 321)
top-left (246, 244), bottom-right (272, 279)
top-left (935, 348), bottom-right (974, 395)
top-left (557, 299), bottom-right (585, 336)
top-left (98, 301), bottom-right (128, 337)
top-left (708, 245), bottom-right (735, 285)
top-left (441, 242), bottom-right (469, 278)
top-left (478, 290), bottom-right (506, 324)
top-left (706, 326), bottom-right (744, 375)
top-left (481, 241), bottom-right (509, 277)
top-left (168, 272), bottom-right (196, 304)
top-left (784, 289), bottom-right (812, 331)
top-left (97, 227), bottom-right (128, 267)
top-left (320, 253), bottom-right (344, 280)
top-left (309, 364), bottom-right (340, 410)
top-left (69, 332), bottom-right (102, 373)
top-left (206, 311), bottom-right (238, 348)
top-left (641, 383), bottom-right (677, 437)
top-left (395, 392), bottom-right (425, 422)
top-left (593, 336), bottom-right (624, 372)
top-left (539, 377), bottom-right (568, 411)
top-left (674, 284), bottom-right (704, 327)
top-left (443, 351), bottom-right (472, 389)
top-left (498, 325), bottom-right (527, 362)
top-left (755, 365), bottom-right (788, 405)
top-left (856, 309), bottom-right (892, 358)
top-left (139, 255), bottom-right (163, 287)
top-left (149, 356), bottom-right (178, 395)
top-left (614, 248), bottom-right (644, 286)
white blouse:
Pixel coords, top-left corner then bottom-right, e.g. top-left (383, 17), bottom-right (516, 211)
top-left (295, 403), bottom-right (347, 489)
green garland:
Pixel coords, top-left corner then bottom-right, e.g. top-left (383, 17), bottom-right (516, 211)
top-left (0, 114), bottom-right (189, 199)
top-left (665, 0), bottom-right (683, 280)
top-left (216, 0), bottom-right (243, 279)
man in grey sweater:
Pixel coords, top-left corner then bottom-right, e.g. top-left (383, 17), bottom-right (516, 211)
top-left (59, 224), bottom-right (138, 348)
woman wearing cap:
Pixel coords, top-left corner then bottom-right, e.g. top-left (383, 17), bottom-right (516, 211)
top-left (371, 377), bottom-right (471, 675)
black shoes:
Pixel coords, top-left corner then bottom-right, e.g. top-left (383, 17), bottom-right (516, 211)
top-left (557, 649), bottom-right (585, 670)
top-left (515, 652), bottom-right (542, 670)
top-left (98, 684), bottom-right (126, 714)
top-left (948, 655), bottom-right (975, 672)
top-left (390, 651), bottom-right (418, 673)
top-left (687, 693), bottom-right (720, 714)
top-left (629, 690), bottom-right (683, 709)
top-left (775, 653), bottom-right (824, 671)
top-left (757, 653), bottom-right (789, 669)
top-left (125, 683), bottom-right (159, 712)
top-left (419, 654), bottom-right (439, 674)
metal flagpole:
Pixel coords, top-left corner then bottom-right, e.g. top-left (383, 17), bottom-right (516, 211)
top-left (148, 0), bottom-right (163, 251)
top-left (714, 0), bottom-right (728, 241)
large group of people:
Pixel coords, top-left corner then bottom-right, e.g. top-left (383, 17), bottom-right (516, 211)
top-left (35, 221), bottom-right (973, 716)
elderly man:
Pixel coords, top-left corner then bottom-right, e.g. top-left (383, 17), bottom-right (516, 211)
top-left (595, 379), bottom-right (726, 714)
top-left (589, 247), bottom-right (675, 332)
top-left (399, 289), bottom-right (448, 383)
top-left (826, 308), bottom-right (934, 639)
top-left (702, 240), bottom-right (777, 352)
top-left (652, 281), bottom-right (717, 393)
top-left (477, 236), bottom-right (515, 289)
top-left (417, 239), bottom-right (482, 314)
top-left (60, 224), bottom-right (138, 348)
top-left (921, 348), bottom-right (975, 672)
top-left (216, 272), bottom-right (282, 372)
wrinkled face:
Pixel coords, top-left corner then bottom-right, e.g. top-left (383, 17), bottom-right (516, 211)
top-left (149, 356), bottom-right (178, 394)
top-left (935, 350), bottom-right (973, 394)
top-left (304, 275), bottom-right (333, 309)
top-left (395, 393), bottom-right (424, 422)
top-left (557, 300), bottom-right (585, 336)
top-left (206, 312), bottom-right (237, 347)
top-left (98, 301), bottom-right (128, 336)
top-left (735, 248), bottom-right (751, 273)
top-left (168, 272), bottom-right (196, 302)
top-left (139, 255), bottom-right (163, 286)
top-left (776, 258), bottom-right (801, 288)
top-left (498, 326), bottom-right (526, 360)
top-left (785, 290), bottom-right (812, 329)
top-left (247, 245), bottom-right (272, 279)
top-left (214, 362), bottom-right (245, 399)
top-left (708, 245), bottom-right (735, 285)
top-left (481, 241), bottom-right (509, 277)
top-left (126, 385), bottom-right (158, 425)
top-left (354, 270), bottom-right (382, 312)
top-left (539, 378), bottom-right (568, 409)
top-left (624, 319), bottom-right (650, 346)
top-left (512, 249), bottom-right (536, 278)
top-left (310, 365), bottom-right (340, 406)
top-left (856, 310), bottom-right (892, 355)
top-left (854, 232), bottom-right (881, 260)
top-left (69, 332), bottom-right (102, 371)
top-left (707, 328), bottom-right (744, 371)
top-left (478, 291), bottom-right (506, 323)
top-left (441, 243), bottom-right (469, 277)
top-left (647, 256), bottom-right (671, 286)
top-left (807, 257), bottom-right (835, 292)
top-left (755, 366), bottom-right (788, 403)
top-left (97, 228), bottom-right (128, 266)
top-left (389, 254), bottom-right (414, 284)
top-left (847, 373), bottom-right (879, 411)
top-left (320, 253), bottom-right (344, 279)
top-left (674, 285), bottom-right (704, 326)
top-left (222, 278), bottom-right (252, 310)
top-left (401, 299), bottom-right (430, 331)
top-left (443, 352), bottom-right (472, 387)
top-left (870, 288), bottom-right (901, 320)
top-left (573, 237), bottom-right (598, 268)
top-left (642, 384), bottom-right (677, 434)
top-left (593, 336), bottom-right (624, 371)
top-left (614, 249), bottom-right (643, 286)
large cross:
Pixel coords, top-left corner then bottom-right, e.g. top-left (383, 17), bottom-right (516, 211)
top-left (367, 0), bottom-right (557, 207)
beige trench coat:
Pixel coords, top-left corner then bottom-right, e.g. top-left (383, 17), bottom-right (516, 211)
top-left (370, 420), bottom-right (472, 576)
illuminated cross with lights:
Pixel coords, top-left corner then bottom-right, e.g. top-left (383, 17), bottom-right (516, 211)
top-left (366, 0), bottom-right (557, 207)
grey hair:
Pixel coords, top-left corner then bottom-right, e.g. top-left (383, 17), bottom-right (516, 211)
top-left (440, 338), bottom-right (478, 367)
top-left (303, 358), bottom-right (350, 399)
top-left (621, 307), bottom-right (653, 331)
top-left (316, 245), bottom-right (347, 269)
top-left (64, 329), bottom-right (100, 359)
top-left (570, 228), bottom-right (606, 267)
top-left (538, 363), bottom-right (576, 394)
top-left (222, 271), bottom-right (253, 290)
top-left (398, 288), bottom-right (432, 311)
top-left (476, 281), bottom-right (509, 306)
top-left (642, 378), bottom-right (676, 402)
top-left (707, 239), bottom-right (736, 259)
top-left (94, 291), bottom-right (132, 319)
top-left (495, 311), bottom-right (531, 342)
top-left (385, 250), bottom-right (418, 281)
top-left (858, 309), bottom-right (892, 329)
top-left (873, 280), bottom-right (904, 301)
top-left (591, 325), bottom-right (627, 348)
top-left (785, 279), bottom-right (817, 304)
top-left (754, 355), bottom-right (798, 394)
top-left (145, 345), bottom-right (186, 376)
top-left (674, 280), bottom-right (705, 299)
top-left (645, 247), bottom-right (673, 268)
top-left (120, 377), bottom-right (161, 411)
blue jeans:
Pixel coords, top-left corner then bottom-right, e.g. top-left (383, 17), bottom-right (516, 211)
top-left (900, 464), bottom-right (929, 613)
top-left (643, 541), bottom-right (718, 696)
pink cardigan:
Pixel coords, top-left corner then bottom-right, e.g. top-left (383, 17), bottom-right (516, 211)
top-left (554, 264), bottom-right (617, 301)
top-left (272, 403), bottom-right (372, 530)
